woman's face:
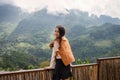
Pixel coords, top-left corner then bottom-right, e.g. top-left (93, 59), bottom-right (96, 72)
top-left (54, 27), bottom-right (60, 38)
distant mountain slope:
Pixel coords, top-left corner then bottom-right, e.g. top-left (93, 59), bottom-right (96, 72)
top-left (70, 23), bottom-right (120, 62)
top-left (0, 4), bottom-right (22, 22)
top-left (0, 4), bottom-right (28, 41)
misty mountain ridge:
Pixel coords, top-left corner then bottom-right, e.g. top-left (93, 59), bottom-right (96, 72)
top-left (0, 4), bottom-right (120, 25)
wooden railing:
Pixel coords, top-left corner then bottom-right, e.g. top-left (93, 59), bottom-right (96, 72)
top-left (0, 68), bottom-right (54, 80)
top-left (97, 56), bottom-right (120, 80)
top-left (0, 64), bottom-right (98, 80)
top-left (0, 56), bottom-right (120, 80)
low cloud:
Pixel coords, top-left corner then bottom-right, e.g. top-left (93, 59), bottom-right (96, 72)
top-left (0, 0), bottom-right (120, 18)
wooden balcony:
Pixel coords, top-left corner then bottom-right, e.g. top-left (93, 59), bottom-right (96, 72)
top-left (0, 56), bottom-right (120, 80)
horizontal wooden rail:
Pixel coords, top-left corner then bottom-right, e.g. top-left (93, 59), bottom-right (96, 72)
top-left (97, 56), bottom-right (120, 60)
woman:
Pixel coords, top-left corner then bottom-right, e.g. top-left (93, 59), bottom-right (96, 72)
top-left (48, 25), bottom-right (75, 80)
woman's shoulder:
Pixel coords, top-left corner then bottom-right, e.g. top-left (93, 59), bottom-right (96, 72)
top-left (60, 37), bottom-right (69, 46)
top-left (62, 36), bottom-right (68, 41)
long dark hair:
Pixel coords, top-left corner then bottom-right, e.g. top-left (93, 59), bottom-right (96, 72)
top-left (56, 25), bottom-right (66, 48)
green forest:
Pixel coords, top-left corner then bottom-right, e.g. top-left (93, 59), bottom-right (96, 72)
top-left (0, 4), bottom-right (120, 71)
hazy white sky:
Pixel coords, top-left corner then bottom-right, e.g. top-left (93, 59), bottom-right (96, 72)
top-left (0, 0), bottom-right (120, 18)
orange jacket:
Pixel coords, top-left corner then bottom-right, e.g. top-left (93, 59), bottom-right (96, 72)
top-left (57, 36), bottom-right (75, 66)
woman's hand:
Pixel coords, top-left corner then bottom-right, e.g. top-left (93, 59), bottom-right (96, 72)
top-left (49, 41), bottom-right (54, 49)
top-left (44, 66), bottom-right (54, 70)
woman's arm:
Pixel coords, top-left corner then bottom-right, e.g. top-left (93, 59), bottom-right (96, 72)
top-left (50, 52), bottom-right (56, 68)
top-left (49, 41), bottom-right (54, 49)
top-left (49, 41), bottom-right (59, 68)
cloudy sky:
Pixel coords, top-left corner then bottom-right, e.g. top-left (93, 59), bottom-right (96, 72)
top-left (0, 0), bottom-right (120, 18)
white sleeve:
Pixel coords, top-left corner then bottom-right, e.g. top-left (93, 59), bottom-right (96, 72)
top-left (50, 51), bottom-right (56, 68)
top-left (50, 41), bottom-right (59, 68)
top-left (54, 41), bottom-right (59, 51)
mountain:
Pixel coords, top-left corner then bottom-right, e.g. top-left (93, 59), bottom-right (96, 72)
top-left (99, 15), bottom-right (120, 25)
top-left (7, 8), bottom-right (120, 47)
top-left (0, 4), bottom-right (22, 22)
top-left (0, 4), bottom-right (28, 40)
top-left (0, 5), bottom-right (120, 70)
top-left (70, 23), bottom-right (120, 62)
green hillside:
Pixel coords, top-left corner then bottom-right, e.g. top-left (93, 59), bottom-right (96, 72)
top-left (70, 23), bottom-right (120, 62)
